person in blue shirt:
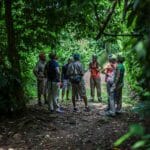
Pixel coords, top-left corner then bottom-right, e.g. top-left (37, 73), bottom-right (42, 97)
top-left (44, 53), bottom-right (63, 113)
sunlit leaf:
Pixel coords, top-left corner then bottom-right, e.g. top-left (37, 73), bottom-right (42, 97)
top-left (114, 132), bottom-right (132, 146)
top-left (132, 140), bottom-right (146, 149)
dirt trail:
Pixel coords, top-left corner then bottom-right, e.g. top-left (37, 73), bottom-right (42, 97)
top-left (0, 102), bottom-right (139, 150)
top-left (0, 72), bottom-right (140, 150)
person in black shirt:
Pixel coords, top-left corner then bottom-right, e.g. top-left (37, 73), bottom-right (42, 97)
top-left (44, 53), bottom-right (63, 113)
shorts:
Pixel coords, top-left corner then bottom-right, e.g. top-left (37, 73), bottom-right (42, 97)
top-left (62, 79), bottom-right (71, 91)
top-left (71, 79), bottom-right (86, 98)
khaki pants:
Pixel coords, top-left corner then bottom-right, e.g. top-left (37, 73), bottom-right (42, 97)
top-left (109, 85), bottom-right (123, 114)
top-left (90, 77), bottom-right (101, 99)
top-left (109, 86), bottom-right (116, 114)
top-left (37, 78), bottom-right (47, 101)
top-left (106, 82), bottom-right (112, 109)
top-left (115, 86), bottom-right (123, 112)
top-left (47, 81), bottom-right (59, 111)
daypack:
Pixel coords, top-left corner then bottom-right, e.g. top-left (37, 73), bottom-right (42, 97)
top-left (69, 62), bottom-right (82, 84)
top-left (70, 75), bottom-right (82, 84)
top-left (47, 60), bottom-right (58, 81)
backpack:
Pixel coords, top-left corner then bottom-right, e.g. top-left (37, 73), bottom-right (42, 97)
top-left (70, 75), bottom-right (82, 84)
top-left (70, 63), bottom-right (82, 84)
top-left (47, 60), bottom-right (57, 81)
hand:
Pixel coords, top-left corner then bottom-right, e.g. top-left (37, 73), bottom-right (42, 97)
top-left (58, 82), bottom-right (62, 88)
top-left (110, 84), bottom-right (116, 92)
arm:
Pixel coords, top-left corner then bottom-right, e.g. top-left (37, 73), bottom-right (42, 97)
top-left (44, 63), bottom-right (48, 78)
top-left (33, 62), bottom-right (39, 78)
top-left (114, 69), bottom-right (121, 86)
top-left (55, 61), bottom-right (61, 82)
top-left (96, 62), bottom-right (101, 72)
top-left (61, 66), bottom-right (64, 82)
top-left (80, 64), bottom-right (84, 76)
top-left (89, 63), bottom-right (91, 72)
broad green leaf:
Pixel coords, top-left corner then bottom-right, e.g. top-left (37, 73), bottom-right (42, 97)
top-left (129, 124), bottom-right (144, 136)
top-left (132, 140), bottom-right (146, 149)
top-left (114, 132), bottom-right (132, 146)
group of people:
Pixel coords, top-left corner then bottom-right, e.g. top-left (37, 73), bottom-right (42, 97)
top-left (33, 52), bottom-right (125, 116)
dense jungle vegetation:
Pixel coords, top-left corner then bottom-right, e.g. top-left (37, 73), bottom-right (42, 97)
top-left (0, 0), bottom-right (150, 149)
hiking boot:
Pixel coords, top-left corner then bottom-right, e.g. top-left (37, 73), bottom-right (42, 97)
top-left (56, 108), bottom-right (64, 113)
top-left (106, 111), bottom-right (116, 117)
top-left (104, 107), bottom-right (110, 112)
top-left (73, 107), bottom-right (79, 112)
top-left (44, 101), bottom-right (48, 104)
top-left (38, 101), bottom-right (42, 106)
top-left (98, 97), bottom-right (102, 102)
top-left (49, 109), bottom-right (54, 113)
top-left (116, 110), bottom-right (123, 114)
top-left (83, 106), bottom-right (90, 112)
top-left (89, 98), bottom-right (94, 102)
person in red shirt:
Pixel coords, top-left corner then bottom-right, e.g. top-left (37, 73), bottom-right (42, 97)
top-left (89, 55), bottom-right (102, 102)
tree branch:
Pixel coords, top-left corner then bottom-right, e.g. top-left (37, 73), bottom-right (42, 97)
top-left (122, 0), bottom-right (128, 20)
top-left (92, 2), bottom-right (100, 26)
top-left (95, 0), bottom-right (118, 40)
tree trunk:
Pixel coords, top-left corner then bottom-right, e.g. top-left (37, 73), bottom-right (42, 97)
top-left (4, 0), bottom-right (25, 111)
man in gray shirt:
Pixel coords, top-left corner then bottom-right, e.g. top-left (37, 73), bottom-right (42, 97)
top-left (33, 52), bottom-right (47, 106)
top-left (67, 54), bottom-right (89, 112)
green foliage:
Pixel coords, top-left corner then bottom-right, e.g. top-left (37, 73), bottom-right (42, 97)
top-left (0, 65), bottom-right (24, 113)
top-left (0, 0), bottom-right (149, 122)
top-left (114, 124), bottom-right (150, 150)
top-left (114, 0), bottom-right (150, 149)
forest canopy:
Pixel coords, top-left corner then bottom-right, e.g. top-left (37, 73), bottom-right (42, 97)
top-left (0, 0), bottom-right (150, 149)
top-left (0, 0), bottom-right (149, 120)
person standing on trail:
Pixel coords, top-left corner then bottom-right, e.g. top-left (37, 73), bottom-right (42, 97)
top-left (89, 55), bottom-right (102, 102)
top-left (33, 52), bottom-right (47, 106)
top-left (67, 54), bottom-right (90, 112)
top-left (44, 53), bottom-right (63, 113)
top-left (105, 55), bottom-right (125, 117)
top-left (113, 55), bottom-right (125, 114)
top-left (103, 55), bottom-right (117, 115)
top-left (61, 58), bottom-right (72, 101)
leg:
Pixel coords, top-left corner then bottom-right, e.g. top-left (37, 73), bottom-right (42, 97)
top-left (106, 82), bottom-right (111, 110)
top-left (108, 87), bottom-right (116, 116)
top-left (53, 82), bottom-right (60, 110)
top-left (71, 83), bottom-right (76, 108)
top-left (43, 78), bottom-right (48, 104)
top-left (95, 77), bottom-right (102, 102)
top-left (66, 89), bottom-right (69, 100)
top-left (47, 81), bottom-right (54, 111)
top-left (37, 80), bottom-right (42, 105)
top-left (62, 80), bottom-right (66, 101)
top-left (78, 80), bottom-right (88, 107)
top-left (90, 77), bottom-right (95, 101)
top-left (66, 80), bottom-right (70, 100)
top-left (116, 87), bottom-right (123, 112)
top-left (82, 95), bottom-right (88, 107)
top-left (61, 88), bottom-right (65, 102)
